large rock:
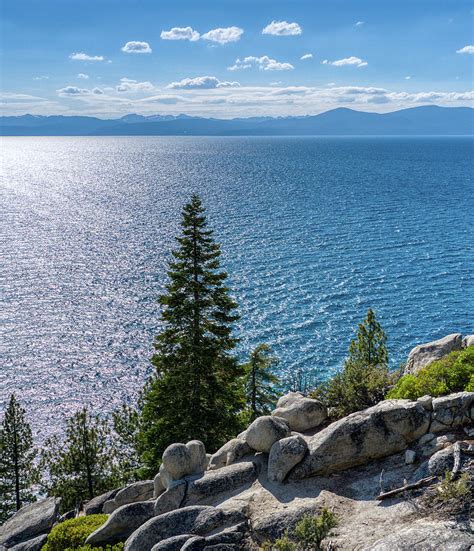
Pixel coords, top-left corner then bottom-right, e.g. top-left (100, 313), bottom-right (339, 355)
top-left (246, 416), bottom-right (291, 453)
top-left (430, 392), bottom-right (474, 433)
top-left (462, 334), bottom-right (474, 348)
top-left (0, 498), bottom-right (60, 548)
top-left (427, 447), bottom-right (454, 476)
top-left (291, 399), bottom-right (430, 479)
top-left (84, 488), bottom-right (119, 515)
top-left (151, 534), bottom-right (194, 550)
top-left (8, 534), bottom-right (48, 551)
top-left (86, 501), bottom-right (155, 546)
top-left (404, 333), bottom-right (463, 375)
top-left (268, 435), bottom-right (307, 482)
top-left (208, 438), bottom-right (252, 470)
top-left (124, 505), bottom-right (245, 551)
top-left (154, 482), bottom-right (186, 516)
top-left (161, 441), bottom-right (207, 487)
top-left (272, 392), bottom-right (327, 432)
top-left (184, 462), bottom-right (258, 506)
top-left (103, 480), bottom-right (154, 513)
top-left (153, 473), bottom-right (165, 498)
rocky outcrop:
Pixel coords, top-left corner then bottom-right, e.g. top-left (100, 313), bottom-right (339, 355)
top-left (404, 333), bottom-right (463, 375)
top-left (0, 498), bottom-right (60, 549)
top-left (272, 392), bottom-right (327, 432)
top-left (154, 483), bottom-right (187, 516)
top-left (159, 441), bottom-right (208, 491)
top-left (84, 488), bottom-right (119, 515)
top-left (208, 438), bottom-right (251, 470)
top-left (103, 480), bottom-right (154, 514)
top-left (430, 392), bottom-right (474, 433)
top-left (246, 415), bottom-right (291, 453)
top-left (462, 334), bottom-right (474, 348)
top-left (268, 435), bottom-right (308, 482)
top-left (291, 399), bottom-right (430, 478)
top-left (124, 506), bottom-right (246, 551)
top-left (86, 501), bottom-right (155, 545)
top-left (7, 534), bottom-right (48, 551)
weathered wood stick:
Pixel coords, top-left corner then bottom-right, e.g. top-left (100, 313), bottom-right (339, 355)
top-left (451, 442), bottom-right (462, 480)
top-left (377, 476), bottom-right (437, 500)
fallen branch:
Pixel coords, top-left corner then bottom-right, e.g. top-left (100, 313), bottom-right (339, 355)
top-left (451, 442), bottom-right (462, 480)
top-left (377, 476), bottom-right (437, 500)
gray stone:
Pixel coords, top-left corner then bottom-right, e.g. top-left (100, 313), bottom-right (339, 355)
top-left (430, 392), bottom-right (474, 432)
top-left (86, 500), bottom-right (155, 546)
top-left (154, 472), bottom-right (165, 498)
top-left (462, 334), bottom-right (474, 348)
top-left (246, 416), bottom-right (291, 453)
top-left (84, 488), bottom-right (119, 515)
top-left (185, 462), bottom-right (258, 505)
top-left (404, 333), bottom-right (463, 375)
top-left (416, 395), bottom-right (433, 411)
top-left (154, 482), bottom-right (186, 516)
top-left (124, 506), bottom-right (245, 551)
top-left (272, 392), bottom-right (327, 432)
top-left (404, 449), bottom-right (416, 465)
top-left (427, 447), bottom-right (454, 476)
top-left (9, 534), bottom-right (48, 551)
top-left (418, 432), bottom-right (435, 446)
top-left (291, 399), bottom-right (430, 479)
top-left (268, 435), bottom-right (307, 482)
top-left (186, 440), bottom-right (207, 475)
top-left (208, 439), bottom-right (252, 471)
top-left (151, 534), bottom-right (194, 550)
top-left (103, 480), bottom-right (154, 513)
top-left (162, 443), bottom-right (193, 481)
top-left (367, 521), bottom-right (473, 550)
top-left (180, 537), bottom-right (205, 550)
top-left (0, 498), bottom-right (60, 548)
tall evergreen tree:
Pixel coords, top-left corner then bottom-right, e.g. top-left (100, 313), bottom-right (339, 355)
top-left (112, 402), bottom-right (142, 481)
top-left (312, 309), bottom-right (390, 418)
top-left (41, 408), bottom-right (120, 511)
top-left (140, 195), bottom-right (244, 472)
top-left (243, 344), bottom-right (280, 422)
top-left (0, 394), bottom-right (38, 522)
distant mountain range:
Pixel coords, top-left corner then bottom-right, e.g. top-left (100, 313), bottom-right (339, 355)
top-left (1, 106), bottom-right (473, 136)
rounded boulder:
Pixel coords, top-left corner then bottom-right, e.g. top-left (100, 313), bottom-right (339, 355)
top-left (246, 416), bottom-right (291, 453)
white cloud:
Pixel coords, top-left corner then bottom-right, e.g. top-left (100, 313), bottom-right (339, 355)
top-left (322, 56), bottom-right (368, 67)
top-left (33, 75), bottom-right (49, 81)
top-left (456, 45), bottom-right (474, 54)
top-left (92, 88), bottom-right (104, 95)
top-left (228, 55), bottom-right (294, 71)
top-left (300, 53), bottom-right (313, 61)
top-left (160, 27), bottom-right (200, 41)
top-left (69, 52), bottom-right (104, 61)
top-left (262, 20), bottom-right (302, 36)
top-left (201, 27), bottom-right (244, 44)
top-left (116, 78), bottom-right (155, 92)
top-left (355, 21), bottom-right (365, 26)
top-left (57, 86), bottom-right (90, 96)
top-left (77, 73), bottom-right (89, 80)
top-left (167, 76), bottom-right (240, 89)
top-left (121, 41), bottom-right (152, 54)
top-left (405, 76), bottom-right (412, 80)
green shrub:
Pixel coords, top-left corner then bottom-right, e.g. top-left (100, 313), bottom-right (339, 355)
top-left (261, 532), bottom-right (297, 551)
top-left (42, 515), bottom-right (108, 551)
top-left (57, 545), bottom-right (124, 551)
top-left (387, 346), bottom-right (474, 400)
top-left (436, 471), bottom-right (471, 503)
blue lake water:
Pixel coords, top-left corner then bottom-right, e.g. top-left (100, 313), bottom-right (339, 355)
top-left (1, 136), bottom-right (473, 439)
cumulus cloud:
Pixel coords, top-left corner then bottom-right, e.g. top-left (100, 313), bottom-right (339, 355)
top-left (262, 20), bottom-right (302, 36)
top-left (160, 27), bottom-right (200, 41)
top-left (228, 56), bottom-right (294, 71)
top-left (33, 75), bottom-right (49, 81)
top-left (121, 41), bottom-right (152, 54)
top-left (300, 53), bottom-right (313, 60)
top-left (116, 78), bottom-right (155, 92)
top-left (167, 76), bottom-right (240, 89)
top-left (456, 45), bottom-right (474, 54)
top-left (92, 87), bottom-right (104, 94)
top-left (77, 73), bottom-right (89, 80)
top-left (201, 27), bottom-right (244, 44)
top-left (57, 86), bottom-right (90, 96)
top-left (322, 56), bottom-right (368, 67)
top-left (69, 52), bottom-right (105, 61)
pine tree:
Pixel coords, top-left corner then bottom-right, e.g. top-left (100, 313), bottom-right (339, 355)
top-left (243, 344), bottom-right (280, 422)
top-left (112, 402), bottom-right (142, 481)
top-left (0, 394), bottom-right (38, 522)
top-left (41, 408), bottom-right (120, 511)
top-left (312, 309), bottom-right (390, 418)
top-left (140, 195), bottom-right (244, 472)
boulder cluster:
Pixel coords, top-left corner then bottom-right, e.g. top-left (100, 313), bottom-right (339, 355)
top-left (1, 333), bottom-right (473, 551)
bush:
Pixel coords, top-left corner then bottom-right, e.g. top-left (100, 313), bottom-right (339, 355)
top-left (387, 346), bottom-right (474, 400)
top-left (56, 546), bottom-right (124, 551)
top-left (42, 515), bottom-right (109, 551)
top-left (437, 471), bottom-right (471, 503)
top-left (261, 508), bottom-right (338, 551)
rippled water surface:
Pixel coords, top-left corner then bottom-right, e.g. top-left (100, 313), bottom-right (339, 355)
top-left (1, 136), bottom-right (473, 439)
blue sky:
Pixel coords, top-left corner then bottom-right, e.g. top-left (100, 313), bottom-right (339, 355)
top-left (1, 0), bottom-right (473, 118)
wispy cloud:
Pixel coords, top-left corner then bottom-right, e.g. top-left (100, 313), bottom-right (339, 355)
top-left (121, 41), bottom-right (152, 54)
top-left (322, 56), bottom-right (368, 67)
top-left (355, 21), bottom-right (365, 27)
top-left (201, 27), bottom-right (244, 44)
top-left (456, 45), bottom-right (474, 54)
top-left (300, 53), bottom-right (313, 61)
top-left (33, 75), bottom-right (49, 81)
top-left (167, 76), bottom-right (240, 89)
top-left (57, 86), bottom-right (91, 96)
top-left (228, 56), bottom-right (294, 71)
top-left (77, 73), bottom-right (89, 80)
top-left (69, 52), bottom-right (105, 61)
top-left (161, 27), bottom-right (200, 41)
top-left (262, 20), bottom-right (302, 36)
top-left (116, 78), bottom-right (155, 92)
